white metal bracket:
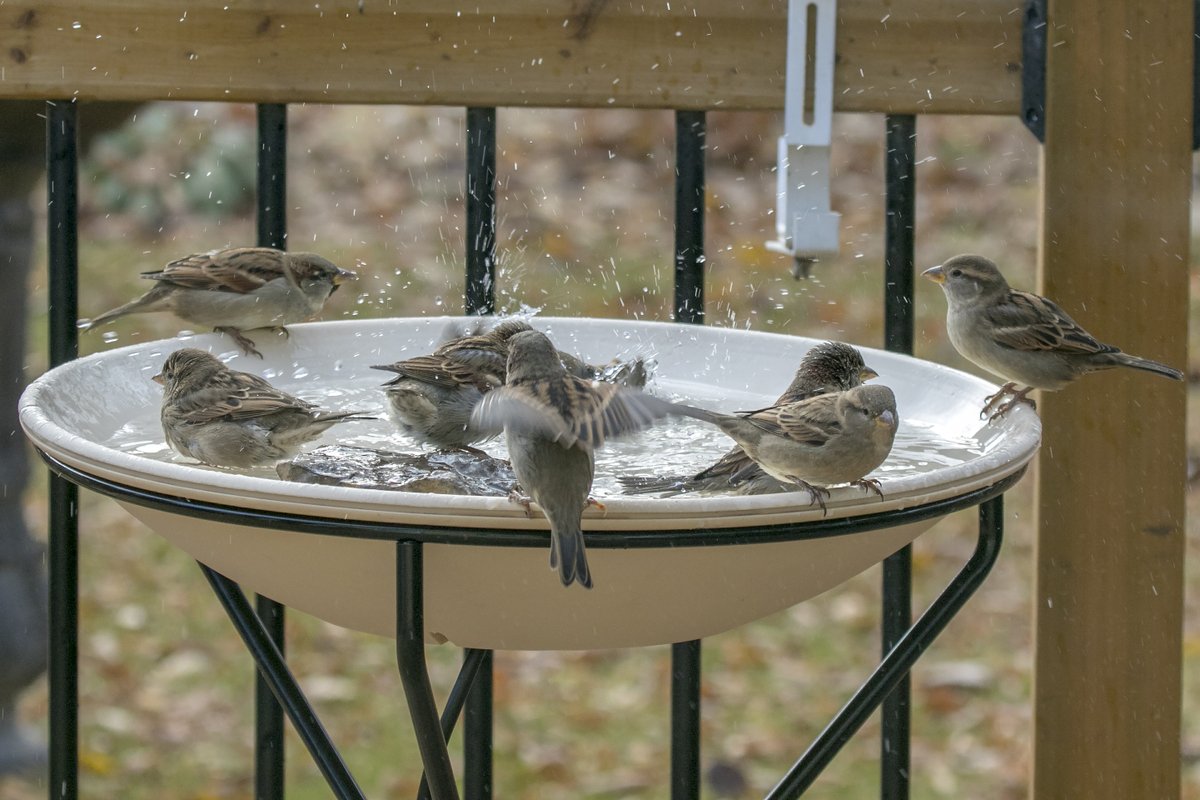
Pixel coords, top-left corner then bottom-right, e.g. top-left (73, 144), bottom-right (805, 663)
top-left (766, 0), bottom-right (840, 278)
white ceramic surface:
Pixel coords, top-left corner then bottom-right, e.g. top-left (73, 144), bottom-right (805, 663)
top-left (20, 317), bottom-right (1040, 650)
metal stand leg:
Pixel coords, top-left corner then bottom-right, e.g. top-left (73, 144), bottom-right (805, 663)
top-left (464, 650), bottom-right (493, 799)
top-left (200, 564), bottom-right (366, 800)
top-left (671, 640), bottom-right (702, 800)
top-left (396, 541), bottom-right (461, 800)
top-left (766, 495), bottom-right (1005, 799)
top-left (417, 649), bottom-right (489, 800)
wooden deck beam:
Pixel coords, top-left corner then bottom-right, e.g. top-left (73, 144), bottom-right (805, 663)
top-left (1032, 1), bottom-right (1190, 797)
top-left (0, 0), bottom-right (1021, 113)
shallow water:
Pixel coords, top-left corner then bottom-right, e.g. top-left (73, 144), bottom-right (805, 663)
top-left (105, 378), bottom-right (990, 498)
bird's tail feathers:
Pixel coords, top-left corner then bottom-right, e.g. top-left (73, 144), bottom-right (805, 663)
top-left (318, 410), bottom-right (377, 424)
top-left (617, 474), bottom-right (689, 496)
top-left (78, 284), bottom-right (174, 331)
top-left (551, 526), bottom-right (593, 589)
top-left (1110, 352), bottom-right (1184, 381)
top-left (667, 402), bottom-right (724, 425)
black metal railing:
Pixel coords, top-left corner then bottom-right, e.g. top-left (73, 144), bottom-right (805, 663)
top-left (255, 100), bottom-right (289, 800)
top-left (41, 98), bottom-right (1004, 800)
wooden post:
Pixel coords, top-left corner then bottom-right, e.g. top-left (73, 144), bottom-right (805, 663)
top-left (1033, 2), bottom-right (1191, 798)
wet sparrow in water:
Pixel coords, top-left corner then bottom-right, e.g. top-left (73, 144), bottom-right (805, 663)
top-left (470, 330), bottom-right (675, 588)
top-left (156, 348), bottom-right (371, 468)
top-left (672, 384), bottom-right (898, 514)
top-left (82, 247), bottom-right (356, 357)
top-left (620, 341), bottom-right (877, 496)
top-left (923, 254), bottom-right (1183, 418)
top-left (374, 318), bottom-right (648, 449)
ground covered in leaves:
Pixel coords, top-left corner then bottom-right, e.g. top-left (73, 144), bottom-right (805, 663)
top-left (4, 103), bottom-right (1198, 798)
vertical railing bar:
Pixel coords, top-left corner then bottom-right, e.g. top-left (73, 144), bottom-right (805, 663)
top-left (46, 98), bottom-right (80, 800)
top-left (254, 102), bottom-right (289, 800)
top-left (881, 113), bottom-right (917, 800)
top-left (463, 105), bottom-right (497, 799)
top-left (674, 110), bottom-right (706, 324)
top-left (465, 107), bottom-right (497, 316)
top-left (671, 108), bottom-right (706, 800)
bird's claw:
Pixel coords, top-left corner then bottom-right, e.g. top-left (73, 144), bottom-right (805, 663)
top-left (272, 326), bottom-right (291, 340)
top-left (215, 326), bottom-right (264, 358)
top-left (852, 478), bottom-right (886, 500)
top-left (981, 383), bottom-right (1036, 421)
top-left (507, 491), bottom-right (534, 518)
top-left (791, 479), bottom-right (831, 516)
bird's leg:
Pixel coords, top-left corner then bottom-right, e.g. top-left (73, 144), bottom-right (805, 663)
top-left (507, 490), bottom-right (534, 518)
top-left (980, 382), bottom-right (1019, 419)
top-left (989, 386), bottom-right (1037, 421)
top-left (585, 496), bottom-right (607, 512)
top-left (851, 478), bottom-right (886, 500)
top-left (214, 326), bottom-right (263, 358)
top-left (791, 479), bottom-right (830, 516)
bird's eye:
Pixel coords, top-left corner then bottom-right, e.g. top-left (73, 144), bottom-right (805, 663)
top-left (860, 407), bottom-right (870, 417)
top-left (949, 268), bottom-right (963, 278)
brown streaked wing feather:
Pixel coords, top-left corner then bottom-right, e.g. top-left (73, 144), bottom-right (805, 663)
top-left (143, 248), bottom-right (288, 293)
top-left (769, 394), bottom-right (844, 447)
top-left (180, 374), bottom-right (314, 424)
top-left (379, 355), bottom-right (499, 391)
top-left (471, 378), bottom-right (670, 450)
top-left (986, 290), bottom-right (1118, 356)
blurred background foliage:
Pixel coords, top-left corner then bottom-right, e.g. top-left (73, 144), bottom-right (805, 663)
top-left (4, 101), bottom-right (1197, 799)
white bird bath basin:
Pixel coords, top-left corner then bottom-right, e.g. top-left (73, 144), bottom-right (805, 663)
top-left (20, 317), bottom-right (1039, 650)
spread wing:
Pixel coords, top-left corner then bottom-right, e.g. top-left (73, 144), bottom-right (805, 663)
top-left (143, 247), bottom-right (291, 293)
top-left (471, 377), bottom-right (673, 451)
top-left (372, 355), bottom-right (500, 392)
top-left (986, 290), bottom-right (1119, 356)
top-left (174, 372), bottom-right (315, 424)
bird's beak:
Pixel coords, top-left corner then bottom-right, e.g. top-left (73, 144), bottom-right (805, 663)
top-left (151, 372), bottom-right (164, 385)
top-left (878, 409), bottom-right (896, 428)
top-left (922, 266), bottom-right (946, 284)
top-left (333, 268), bottom-right (358, 285)
top-left (860, 366), bottom-right (879, 382)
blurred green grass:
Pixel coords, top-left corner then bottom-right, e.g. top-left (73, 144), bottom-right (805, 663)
top-left (3, 103), bottom-right (1195, 799)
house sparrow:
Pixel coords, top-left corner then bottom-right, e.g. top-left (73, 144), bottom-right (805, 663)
top-left (81, 247), bottom-right (356, 357)
top-left (436, 318), bottom-right (644, 384)
top-left (620, 341), bottom-right (877, 496)
top-left (470, 330), bottom-right (675, 588)
top-left (156, 348), bottom-right (371, 468)
top-left (374, 318), bottom-right (648, 448)
top-left (671, 384), bottom-right (899, 513)
top-left (372, 353), bottom-right (504, 449)
top-left (923, 254), bottom-right (1184, 418)
top-left (371, 319), bottom-right (531, 448)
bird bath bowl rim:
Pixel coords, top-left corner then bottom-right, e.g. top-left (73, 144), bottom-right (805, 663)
top-left (20, 317), bottom-right (1040, 649)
